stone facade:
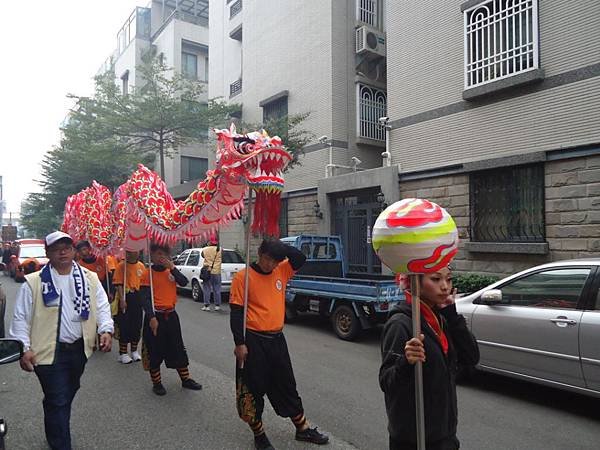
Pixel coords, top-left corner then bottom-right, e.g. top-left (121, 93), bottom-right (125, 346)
top-left (286, 194), bottom-right (319, 237)
top-left (400, 154), bottom-right (600, 277)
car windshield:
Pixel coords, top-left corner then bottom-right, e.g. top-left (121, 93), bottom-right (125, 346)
top-left (20, 246), bottom-right (46, 259)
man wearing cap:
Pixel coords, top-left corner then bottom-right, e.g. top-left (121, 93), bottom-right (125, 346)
top-left (9, 231), bottom-right (114, 450)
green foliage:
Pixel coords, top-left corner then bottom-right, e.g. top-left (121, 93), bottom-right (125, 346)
top-left (22, 54), bottom-right (240, 230)
top-left (453, 273), bottom-right (500, 294)
top-left (20, 193), bottom-right (61, 238)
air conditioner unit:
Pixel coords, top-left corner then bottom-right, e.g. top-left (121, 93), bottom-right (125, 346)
top-left (356, 25), bottom-right (386, 58)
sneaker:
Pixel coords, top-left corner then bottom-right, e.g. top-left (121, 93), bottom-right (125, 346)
top-left (181, 378), bottom-right (203, 390)
top-left (131, 351), bottom-right (142, 361)
top-left (118, 353), bottom-right (133, 364)
top-left (295, 427), bottom-right (329, 445)
top-left (214, 306), bottom-right (221, 311)
top-left (254, 433), bottom-right (275, 450)
top-left (152, 383), bottom-right (167, 396)
top-left (201, 305), bottom-right (211, 311)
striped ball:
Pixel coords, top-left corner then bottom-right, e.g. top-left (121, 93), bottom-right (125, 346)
top-left (372, 198), bottom-right (458, 274)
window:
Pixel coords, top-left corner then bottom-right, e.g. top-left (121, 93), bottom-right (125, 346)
top-left (174, 251), bottom-right (190, 265)
top-left (464, 0), bottom-right (539, 88)
top-left (223, 250), bottom-right (244, 264)
top-left (357, 84), bottom-right (386, 141)
top-left (357, 0), bottom-right (379, 27)
top-left (186, 250), bottom-right (200, 266)
top-left (230, 0), bottom-right (242, 19)
top-left (262, 96), bottom-right (288, 123)
top-left (313, 243), bottom-right (337, 260)
top-left (279, 198), bottom-right (288, 238)
top-left (121, 71), bottom-right (129, 96)
top-left (470, 164), bottom-right (544, 242)
top-left (180, 156), bottom-right (208, 183)
top-left (500, 268), bottom-right (590, 309)
top-left (230, 78), bottom-right (242, 98)
top-left (182, 52), bottom-right (198, 80)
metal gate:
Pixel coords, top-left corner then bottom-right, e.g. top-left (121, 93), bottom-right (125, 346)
top-left (332, 190), bottom-right (382, 275)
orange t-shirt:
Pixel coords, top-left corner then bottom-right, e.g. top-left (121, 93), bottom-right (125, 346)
top-left (230, 261), bottom-right (295, 332)
top-left (112, 261), bottom-right (146, 292)
top-left (79, 257), bottom-right (108, 282)
top-left (106, 255), bottom-right (118, 273)
top-left (141, 268), bottom-right (177, 310)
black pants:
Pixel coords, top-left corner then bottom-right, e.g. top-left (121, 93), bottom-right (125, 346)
top-left (116, 294), bottom-right (143, 344)
top-left (390, 435), bottom-right (460, 450)
top-left (244, 330), bottom-right (303, 420)
top-left (143, 310), bottom-right (189, 370)
top-left (34, 340), bottom-right (87, 450)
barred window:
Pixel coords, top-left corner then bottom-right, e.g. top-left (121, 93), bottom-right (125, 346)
top-left (357, 0), bottom-right (379, 28)
top-left (470, 164), bottom-right (545, 242)
top-left (464, 0), bottom-right (539, 88)
top-left (357, 84), bottom-right (386, 141)
top-left (262, 96), bottom-right (288, 123)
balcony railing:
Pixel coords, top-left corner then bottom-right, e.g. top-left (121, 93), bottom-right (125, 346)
top-left (230, 0), bottom-right (242, 19)
top-left (230, 78), bottom-right (242, 98)
top-left (357, 84), bottom-right (386, 141)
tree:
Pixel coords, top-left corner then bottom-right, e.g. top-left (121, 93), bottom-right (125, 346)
top-left (78, 53), bottom-right (238, 178)
top-left (20, 193), bottom-right (61, 238)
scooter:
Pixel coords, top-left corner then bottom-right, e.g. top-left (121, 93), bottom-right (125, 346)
top-left (0, 339), bottom-right (24, 450)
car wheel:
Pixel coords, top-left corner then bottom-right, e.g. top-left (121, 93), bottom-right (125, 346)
top-left (331, 304), bottom-right (361, 341)
top-left (191, 280), bottom-right (203, 303)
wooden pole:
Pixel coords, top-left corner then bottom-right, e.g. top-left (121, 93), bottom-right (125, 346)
top-left (410, 274), bottom-right (426, 450)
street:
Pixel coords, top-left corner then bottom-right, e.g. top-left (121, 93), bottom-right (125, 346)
top-left (1, 273), bottom-right (599, 449)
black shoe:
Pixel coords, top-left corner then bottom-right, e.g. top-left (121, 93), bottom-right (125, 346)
top-left (152, 383), bottom-right (166, 396)
top-left (182, 378), bottom-right (203, 390)
top-left (295, 427), bottom-right (329, 445)
top-left (254, 433), bottom-right (275, 450)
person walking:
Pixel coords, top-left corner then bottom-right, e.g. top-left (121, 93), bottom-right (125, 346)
top-left (75, 241), bottom-right (111, 296)
top-left (200, 238), bottom-right (222, 311)
top-left (112, 251), bottom-right (145, 364)
top-left (379, 267), bottom-right (479, 450)
top-left (140, 243), bottom-right (203, 395)
top-left (9, 231), bottom-right (113, 450)
top-left (2, 243), bottom-right (11, 275)
top-left (230, 239), bottom-right (329, 450)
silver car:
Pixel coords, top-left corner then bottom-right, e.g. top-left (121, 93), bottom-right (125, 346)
top-left (456, 259), bottom-right (600, 398)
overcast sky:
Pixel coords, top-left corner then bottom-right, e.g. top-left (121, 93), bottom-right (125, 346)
top-left (0, 0), bottom-right (144, 214)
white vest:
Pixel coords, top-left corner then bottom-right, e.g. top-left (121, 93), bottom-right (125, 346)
top-left (25, 269), bottom-right (98, 365)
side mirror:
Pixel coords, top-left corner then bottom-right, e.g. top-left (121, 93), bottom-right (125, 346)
top-left (480, 289), bottom-right (503, 305)
top-left (0, 339), bottom-right (24, 365)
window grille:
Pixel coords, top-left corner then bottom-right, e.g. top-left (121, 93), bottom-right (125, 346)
top-left (229, 78), bottom-right (242, 98)
top-left (464, 0), bottom-right (539, 88)
top-left (357, 84), bottom-right (386, 141)
top-left (262, 97), bottom-right (288, 123)
top-left (470, 164), bottom-right (545, 242)
top-left (180, 156), bottom-right (208, 183)
top-left (230, 0), bottom-right (242, 19)
top-left (357, 0), bottom-right (378, 27)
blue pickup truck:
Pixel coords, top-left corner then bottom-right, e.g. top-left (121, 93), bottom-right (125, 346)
top-left (281, 235), bottom-right (404, 341)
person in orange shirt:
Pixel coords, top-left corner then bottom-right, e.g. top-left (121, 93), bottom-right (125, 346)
top-left (139, 243), bottom-right (203, 396)
top-left (75, 241), bottom-right (111, 295)
top-left (112, 251), bottom-right (145, 364)
top-left (230, 239), bottom-right (328, 450)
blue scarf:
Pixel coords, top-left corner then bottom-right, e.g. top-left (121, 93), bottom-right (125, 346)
top-left (40, 262), bottom-right (90, 320)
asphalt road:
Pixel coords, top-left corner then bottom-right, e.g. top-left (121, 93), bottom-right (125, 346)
top-left (1, 273), bottom-right (599, 449)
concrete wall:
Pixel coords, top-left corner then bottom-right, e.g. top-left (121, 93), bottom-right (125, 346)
top-left (386, 0), bottom-right (600, 173)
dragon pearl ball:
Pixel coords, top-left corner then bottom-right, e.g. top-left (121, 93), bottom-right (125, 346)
top-left (372, 198), bottom-right (459, 274)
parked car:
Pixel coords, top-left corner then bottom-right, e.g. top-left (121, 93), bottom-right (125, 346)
top-left (9, 239), bottom-right (48, 281)
top-left (456, 259), bottom-right (600, 398)
top-left (0, 338), bottom-right (24, 450)
top-left (282, 235), bottom-right (404, 341)
top-left (174, 247), bottom-right (245, 302)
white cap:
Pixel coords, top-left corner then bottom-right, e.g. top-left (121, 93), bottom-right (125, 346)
top-left (45, 231), bottom-right (73, 247)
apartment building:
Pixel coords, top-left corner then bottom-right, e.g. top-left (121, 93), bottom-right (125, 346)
top-left (99, 0), bottom-right (211, 190)
top-left (385, 0), bottom-right (600, 275)
top-left (210, 0), bottom-right (395, 273)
